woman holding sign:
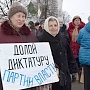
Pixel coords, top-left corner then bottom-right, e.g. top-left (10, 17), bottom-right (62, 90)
top-left (0, 2), bottom-right (38, 90)
top-left (38, 16), bottom-right (78, 90)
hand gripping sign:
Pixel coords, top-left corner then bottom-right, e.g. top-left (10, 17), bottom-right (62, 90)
top-left (0, 42), bottom-right (59, 90)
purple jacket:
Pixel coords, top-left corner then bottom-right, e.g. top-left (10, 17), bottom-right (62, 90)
top-left (0, 20), bottom-right (38, 90)
top-left (0, 21), bottom-right (38, 43)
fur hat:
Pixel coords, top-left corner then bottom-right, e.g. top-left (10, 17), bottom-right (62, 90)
top-left (8, 2), bottom-right (27, 19)
top-left (72, 16), bottom-right (81, 22)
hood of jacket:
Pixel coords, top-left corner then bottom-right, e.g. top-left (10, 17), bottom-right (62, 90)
top-left (1, 20), bottom-right (30, 35)
top-left (84, 22), bottom-right (90, 33)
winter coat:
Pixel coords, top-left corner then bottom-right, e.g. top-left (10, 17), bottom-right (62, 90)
top-left (0, 21), bottom-right (38, 90)
top-left (77, 22), bottom-right (90, 65)
top-left (0, 21), bottom-right (37, 43)
top-left (38, 30), bottom-right (77, 90)
top-left (60, 24), bottom-right (67, 32)
top-left (68, 21), bottom-right (85, 58)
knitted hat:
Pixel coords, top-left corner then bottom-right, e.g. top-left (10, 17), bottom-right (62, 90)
top-left (8, 2), bottom-right (27, 19)
top-left (72, 16), bottom-right (81, 22)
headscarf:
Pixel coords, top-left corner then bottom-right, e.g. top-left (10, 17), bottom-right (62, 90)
top-left (44, 16), bottom-right (60, 37)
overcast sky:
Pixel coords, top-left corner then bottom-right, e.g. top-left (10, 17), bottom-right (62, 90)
top-left (62, 0), bottom-right (90, 23)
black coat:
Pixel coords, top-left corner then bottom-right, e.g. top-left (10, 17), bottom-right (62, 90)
top-left (38, 30), bottom-right (77, 90)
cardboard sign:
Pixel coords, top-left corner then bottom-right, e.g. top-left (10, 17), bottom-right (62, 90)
top-left (0, 42), bottom-right (59, 90)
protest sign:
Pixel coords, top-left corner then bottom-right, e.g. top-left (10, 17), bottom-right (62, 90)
top-left (0, 42), bottom-right (59, 90)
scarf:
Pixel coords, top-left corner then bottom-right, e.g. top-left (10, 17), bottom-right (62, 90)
top-left (72, 28), bottom-right (78, 42)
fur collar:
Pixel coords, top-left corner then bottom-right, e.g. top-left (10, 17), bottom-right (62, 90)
top-left (1, 21), bottom-right (30, 35)
top-left (68, 21), bottom-right (85, 30)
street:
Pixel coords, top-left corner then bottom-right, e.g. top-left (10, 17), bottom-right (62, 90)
top-left (72, 81), bottom-right (84, 90)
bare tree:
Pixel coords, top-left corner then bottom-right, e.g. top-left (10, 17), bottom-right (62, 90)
top-left (0, 0), bottom-right (9, 17)
top-left (58, 10), bottom-right (71, 25)
top-left (47, 0), bottom-right (58, 17)
top-left (35, 0), bottom-right (58, 20)
top-left (0, 0), bottom-right (64, 22)
top-left (0, 0), bottom-right (31, 19)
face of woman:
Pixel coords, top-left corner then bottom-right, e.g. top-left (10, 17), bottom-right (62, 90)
top-left (74, 18), bottom-right (81, 26)
top-left (48, 20), bottom-right (59, 36)
top-left (10, 12), bottom-right (26, 28)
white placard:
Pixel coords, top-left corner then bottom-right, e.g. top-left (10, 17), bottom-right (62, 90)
top-left (0, 42), bottom-right (59, 90)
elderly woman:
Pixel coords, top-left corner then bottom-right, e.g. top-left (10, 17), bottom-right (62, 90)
top-left (38, 16), bottom-right (77, 90)
top-left (0, 2), bottom-right (37, 90)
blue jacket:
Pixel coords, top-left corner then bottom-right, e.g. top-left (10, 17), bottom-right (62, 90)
top-left (77, 22), bottom-right (90, 65)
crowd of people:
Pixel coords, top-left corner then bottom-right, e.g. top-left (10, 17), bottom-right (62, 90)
top-left (0, 1), bottom-right (90, 90)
